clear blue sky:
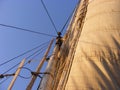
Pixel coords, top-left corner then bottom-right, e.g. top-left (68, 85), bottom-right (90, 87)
top-left (0, 0), bottom-right (78, 90)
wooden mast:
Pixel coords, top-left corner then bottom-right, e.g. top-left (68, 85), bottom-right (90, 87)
top-left (8, 59), bottom-right (25, 90)
top-left (26, 39), bottom-right (54, 90)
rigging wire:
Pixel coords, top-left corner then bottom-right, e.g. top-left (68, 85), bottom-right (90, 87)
top-left (21, 67), bottom-right (33, 72)
top-left (0, 77), bottom-right (10, 85)
top-left (18, 67), bottom-right (42, 79)
top-left (18, 74), bottom-right (31, 79)
top-left (41, 0), bottom-right (58, 33)
top-left (24, 46), bottom-right (48, 66)
top-left (2, 62), bottom-right (20, 74)
top-left (60, 4), bottom-right (77, 33)
top-left (0, 24), bottom-right (56, 37)
top-left (0, 66), bottom-right (49, 80)
top-left (25, 48), bottom-right (47, 65)
top-left (0, 41), bottom-right (50, 67)
top-left (0, 73), bottom-right (31, 80)
top-left (2, 43), bottom-right (49, 74)
top-left (0, 67), bottom-right (46, 80)
top-left (26, 45), bottom-right (48, 59)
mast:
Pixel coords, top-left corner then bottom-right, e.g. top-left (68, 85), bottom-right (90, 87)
top-left (26, 39), bottom-right (54, 90)
top-left (38, 32), bottom-right (62, 90)
top-left (8, 59), bottom-right (25, 90)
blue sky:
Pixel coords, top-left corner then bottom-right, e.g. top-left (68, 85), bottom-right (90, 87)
top-left (0, 0), bottom-right (78, 90)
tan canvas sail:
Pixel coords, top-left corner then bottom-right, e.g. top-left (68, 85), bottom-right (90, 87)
top-left (63, 0), bottom-right (120, 90)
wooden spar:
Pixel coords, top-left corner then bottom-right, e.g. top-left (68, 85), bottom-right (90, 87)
top-left (26, 38), bottom-right (54, 90)
top-left (38, 43), bottom-right (60, 90)
top-left (8, 59), bottom-right (25, 90)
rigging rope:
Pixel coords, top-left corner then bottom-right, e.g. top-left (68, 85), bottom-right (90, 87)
top-left (26, 45), bottom-right (48, 60)
top-left (41, 0), bottom-right (58, 33)
top-left (2, 62), bottom-right (20, 74)
top-left (60, 5), bottom-right (76, 33)
top-left (0, 67), bottom-right (52, 80)
top-left (0, 24), bottom-right (56, 37)
top-left (18, 74), bottom-right (31, 79)
top-left (0, 41), bottom-right (50, 67)
top-left (24, 46), bottom-right (48, 66)
top-left (1, 42), bottom-right (49, 74)
top-left (0, 77), bottom-right (10, 85)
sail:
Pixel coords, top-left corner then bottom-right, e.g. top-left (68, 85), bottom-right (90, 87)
top-left (62, 0), bottom-right (120, 90)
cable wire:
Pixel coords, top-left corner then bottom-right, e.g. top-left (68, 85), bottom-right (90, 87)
top-left (0, 24), bottom-right (56, 37)
top-left (2, 43), bottom-right (48, 74)
top-left (18, 75), bottom-right (31, 79)
top-left (21, 67), bottom-right (33, 72)
top-left (25, 48), bottom-right (47, 65)
top-left (26, 44), bottom-right (48, 60)
top-left (0, 41), bottom-right (50, 67)
top-left (2, 62), bottom-right (20, 74)
top-left (41, 0), bottom-right (58, 33)
top-left (60, 4), bottom-right (77, 33)
top-left (0, 77), bottom-right (10, 85)
top-left (24, 46), bottom-right (48, 66)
